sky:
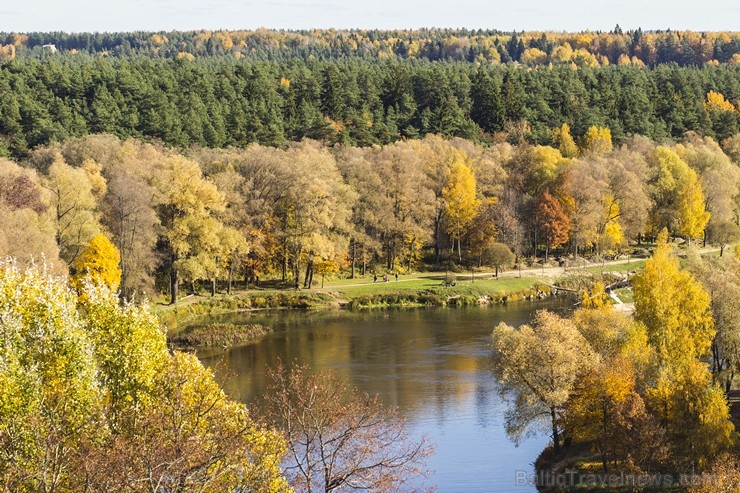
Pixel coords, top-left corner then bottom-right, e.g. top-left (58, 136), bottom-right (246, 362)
top-left (2, 0), bottom-right (739, 33)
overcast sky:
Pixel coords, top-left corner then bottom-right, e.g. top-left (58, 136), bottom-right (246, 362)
top-left (2, 0), bottom-right (739, 33)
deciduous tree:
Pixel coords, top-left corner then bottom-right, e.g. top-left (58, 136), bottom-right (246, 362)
top-left (443, 158), bottom-right (479, 263)
top-left (632, 230), bottom-right (714, 365)
top-left (535, 192), bottom-right (571, 261)
top-left (264, 364), bottom-right (432, 493)
top-left (152, 154), bottom-right (225, 304)
top-left (485, 242), bottom-right (515, 278)
top-left (43, 156), bottom-right (102, 265)
top-left (579, 126), bottom-right (613, 156)
top-left (71, 233), bottom-right (122, 295)
top-left (0, 262), bottom-right (292, 492)
top-left (491, 310), bottom-right (594, 453)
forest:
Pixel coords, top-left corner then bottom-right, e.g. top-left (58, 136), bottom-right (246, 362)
top-left (1, 28), bottom-right (740, 66)
top-left (1, 129), bottom-right (739, 305)
top-left (0, 56), bottom-right (739, 158)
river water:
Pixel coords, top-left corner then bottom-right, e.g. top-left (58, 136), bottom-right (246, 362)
top-left (194, 299), bottom-right (570, 493)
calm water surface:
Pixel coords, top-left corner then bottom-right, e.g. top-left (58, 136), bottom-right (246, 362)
top-left (194, 299), bottom-right (570, 493)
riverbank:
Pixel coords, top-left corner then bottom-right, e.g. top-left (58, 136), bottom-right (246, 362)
top-left (156, 276), bottom-right (562, 331)
top-left (155, 259), bottom-right (643, 331)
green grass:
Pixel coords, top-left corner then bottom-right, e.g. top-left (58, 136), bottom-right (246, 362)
top-left (613, 287), bottom-right (634, 303)
top-left (327, 274), bottom-right (544, 298)
top-left (154, 268), bottom-right (567, 328)
top-left (584, 259), bottom-right (646, 274)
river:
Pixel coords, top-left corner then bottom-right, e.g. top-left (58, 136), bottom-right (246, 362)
top-left (194, 298), bottom-right (570, 493)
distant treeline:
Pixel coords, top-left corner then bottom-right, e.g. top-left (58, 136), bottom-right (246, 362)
top-left (1, 28), bottom-right (740, 66)
top-left (0, 57), bottom-right (739, 157)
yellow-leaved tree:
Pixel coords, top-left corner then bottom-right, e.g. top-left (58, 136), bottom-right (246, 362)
top-left (565, 356), bottom-right (666, 473)
top-left (580, 126), bottom-right (613, 156)
top-left (44, 156), bottom-right (102, 264)
top-left (597, 195), bottom-right (624, 254)
top-left (566, 303), bottom-right (668, 473)
top-left (676, 165), bottom-right (710, 241)
top-left (491, 310), bottom-right (594, 454)
top-left (525, 145), bottom-right (570, 194)
top-left (0, 261), bottom-right (291, 492)
top-left (152, 154), bottom-right (226, 304)
top-left (633, 230), bottom-right (714, 364)
top-left (705, 90), bottom-right (736, 113)
top-left (443, 157), bottom-right (479, 263)
top-left (553, 123), bottom-right (578, 158)
top-left (0, 261), bottom-right (100, 492)
top-left (632, 230), bottom-right (734, 470)
top-left (71, 233), bottom-right (122, 293)
top-left (651, 147), bottom-right (710, 241)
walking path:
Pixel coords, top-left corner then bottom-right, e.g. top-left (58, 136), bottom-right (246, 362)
top-left (320, 246), bottom-right (722, 290)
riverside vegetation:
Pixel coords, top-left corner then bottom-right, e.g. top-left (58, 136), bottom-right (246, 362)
top-left (2, 130), bottom-right (739, 310)
top-left (2, 234), bottom-right (738, 491)
top-left (0, 261), bottom-right (434, 492)
top-left (492, 232), bottom-right (740, 490)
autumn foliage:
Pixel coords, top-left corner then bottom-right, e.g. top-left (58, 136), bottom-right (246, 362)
top-left (0, 262), bottom-right (290, 492)
top-left (263, 364), bottom-right (432, 493)
top-left (493, 239), bottom-right (736, 477)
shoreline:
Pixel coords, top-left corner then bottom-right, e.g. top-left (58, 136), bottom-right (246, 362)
top-left (155, 255), bottom-right (656, 332)
top-left (155, 275), bottom-right (566, 332)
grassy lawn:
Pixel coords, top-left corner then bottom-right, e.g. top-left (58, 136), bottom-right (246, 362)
top-left (584, 259), bottom-right (646, 274)
top-left (322, 274), bottom-right (545, 298)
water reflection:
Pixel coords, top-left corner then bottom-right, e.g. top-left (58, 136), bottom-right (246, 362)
top-left (195, 299), bottom-right (570, 492)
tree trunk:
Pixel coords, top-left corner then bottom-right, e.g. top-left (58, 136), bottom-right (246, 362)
top-left (600, 405), bottom-right (609, 473)
top-left (457, 237), bottom-right (462, 264)
top-left (228, 261), bottom-right (233, 294)
top-left (211, 256), bottom-right (218, 296)
top-left (169, 257), bottom-right (178, 305)
top-left (304, 256), bottom-right (314, 289)
top-left (434, 211), bottom-right (442, 264)
top-left (350, 239), bottom-right (356, 279)
top-left (294, 246), bottom-right (302, 290)
top-left (599, 440), bottom-right (608, 473)
top-left (361, 244), bottom-right (366, 276)
top-left (495, 265), bottom-right (499, 278)
top-left (551, 407), bottom-right (561, 454)
top-left (282, 245), bottom-right (288, 282)
top-left (407, 238), bottom-right (415, 272)
top-left (388, 240), bottom-right (396, 271)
